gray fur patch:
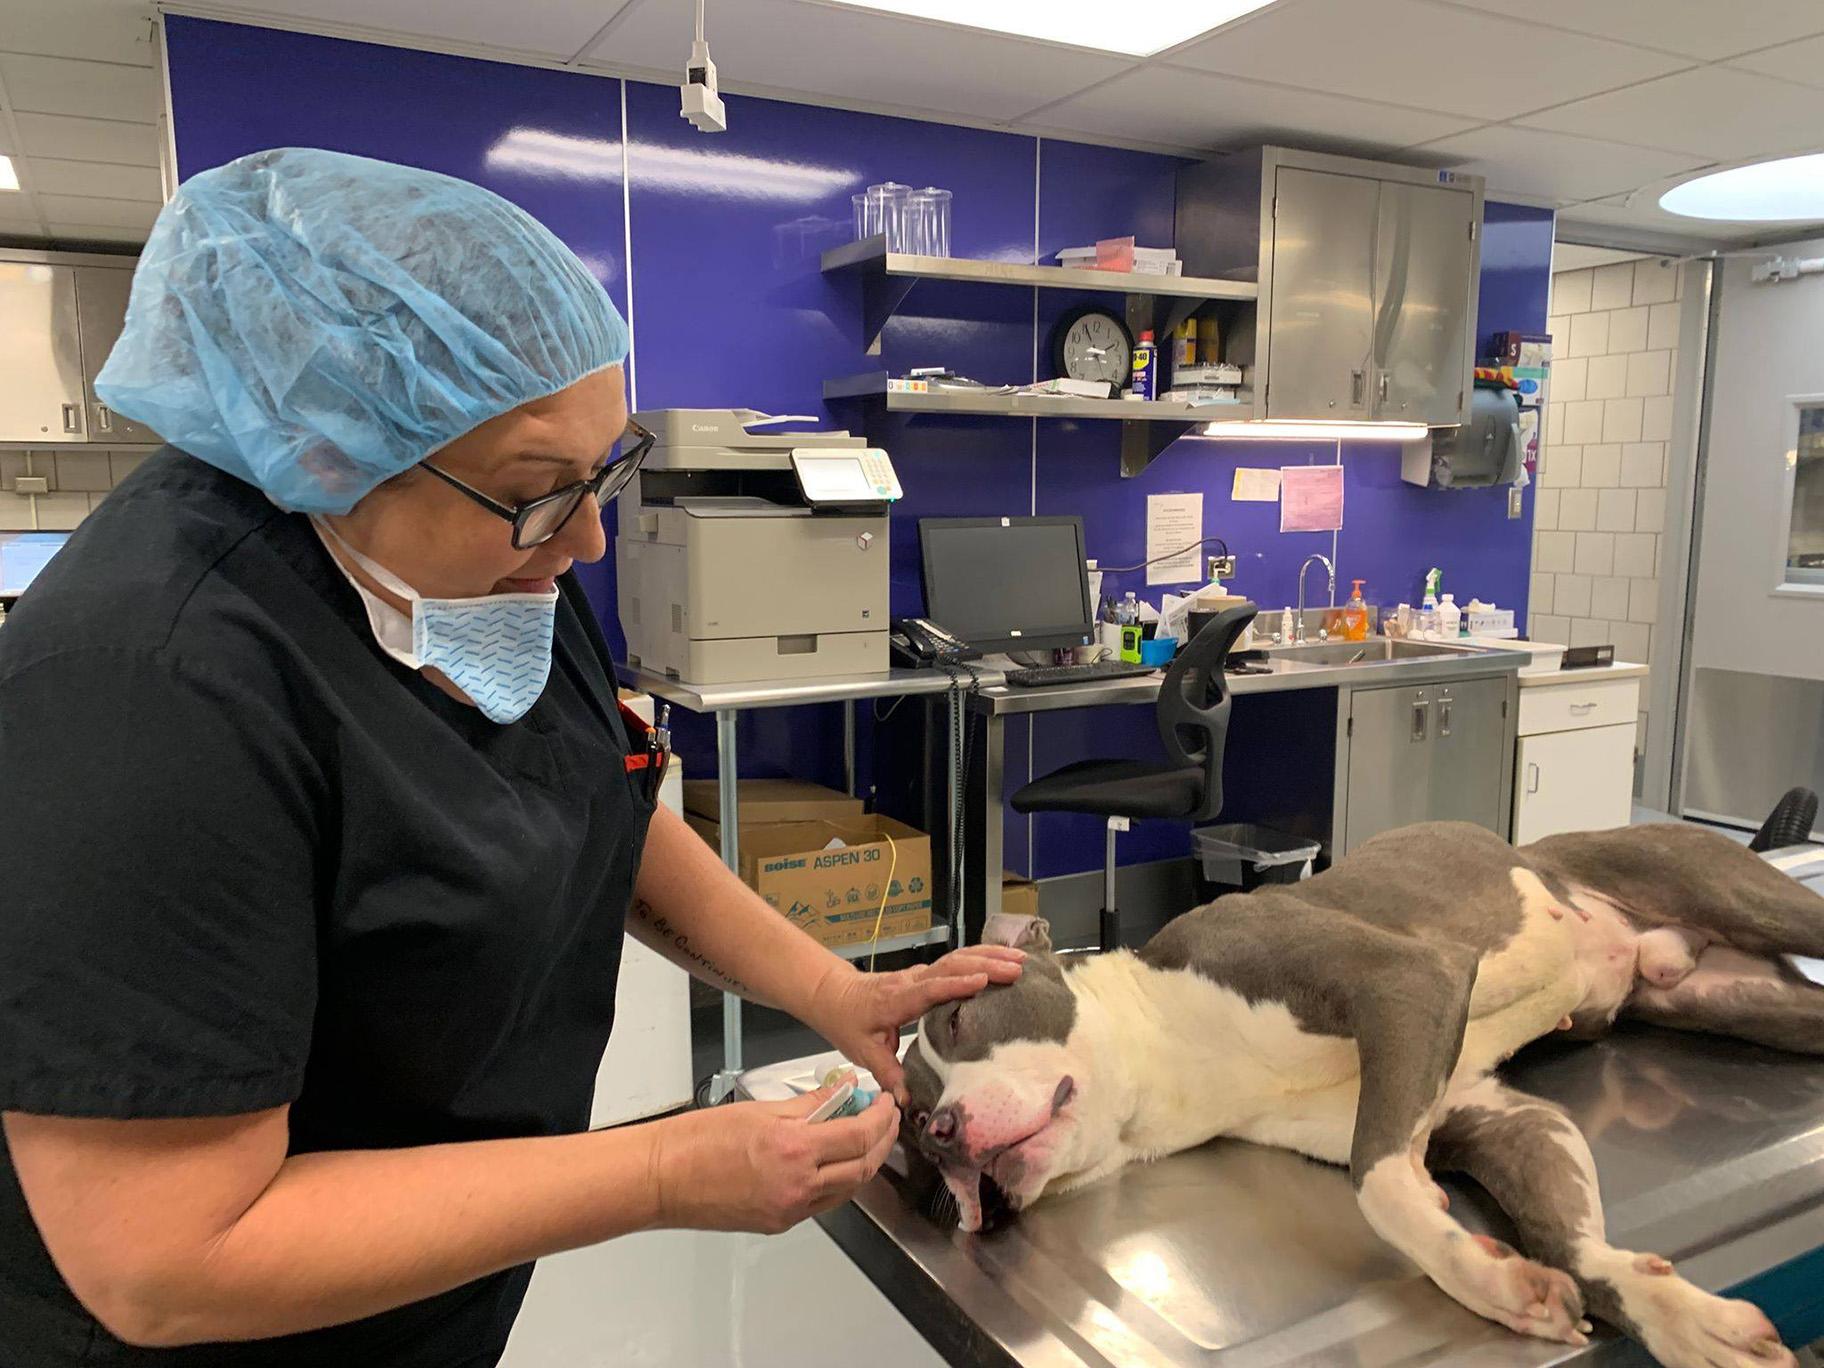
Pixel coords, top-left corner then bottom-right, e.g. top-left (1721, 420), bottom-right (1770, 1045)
top-left (1528, 823), bottom-right (1824, 957)
top-left (1429, 1092), bottom-right (1640, 1338)
top-left (917, 949), bottom-right (1075, 1066)
top-left (1628, 973), bottom-right (1824, 1054)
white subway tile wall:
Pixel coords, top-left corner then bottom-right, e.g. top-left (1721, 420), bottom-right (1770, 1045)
top-left (1532, 259), bottom-right (1685, 796)
top-left (0, 449), bottom-right (147, 531)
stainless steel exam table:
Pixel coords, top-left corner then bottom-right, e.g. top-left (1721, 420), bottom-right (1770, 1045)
top-left (816, 846), bottom-right (1824, 1368)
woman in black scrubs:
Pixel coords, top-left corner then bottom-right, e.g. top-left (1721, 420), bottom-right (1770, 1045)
top-left (0, 148), bottom-right (1020, 1366)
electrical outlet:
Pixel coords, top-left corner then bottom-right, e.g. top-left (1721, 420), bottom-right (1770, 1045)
top-left (1207, 554), bottom-right (1237, 580)
top-left (1507, 487), bottom-right (1523, 519)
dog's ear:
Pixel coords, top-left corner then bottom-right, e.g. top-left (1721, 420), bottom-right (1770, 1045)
top-left (982, 912), bottom-right (1052, 953)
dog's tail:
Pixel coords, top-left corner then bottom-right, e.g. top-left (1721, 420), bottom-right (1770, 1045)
top-left (1750, 787), bottom-right (1820, 852)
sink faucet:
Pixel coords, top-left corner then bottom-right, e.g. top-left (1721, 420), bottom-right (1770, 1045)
top-left (1295, 554), bottom-right (1336, 644)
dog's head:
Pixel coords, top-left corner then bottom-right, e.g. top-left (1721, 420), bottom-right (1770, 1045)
top-left (901, 916), bottom-right (1089, 1232)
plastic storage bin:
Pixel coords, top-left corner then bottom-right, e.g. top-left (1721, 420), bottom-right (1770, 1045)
top-left (1193, 823), bottom-right (1321, 898)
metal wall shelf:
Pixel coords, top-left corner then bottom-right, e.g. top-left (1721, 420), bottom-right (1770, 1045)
top-left (822, 236), bottom-right (1258, 353)
top-left (823, 371), bottom-right (1236, 474)
top-left (831, 923), bottom-right (952, 962)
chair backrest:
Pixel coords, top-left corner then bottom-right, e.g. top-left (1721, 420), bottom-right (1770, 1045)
top-left (1156, 601), bottom-right (1258, 823)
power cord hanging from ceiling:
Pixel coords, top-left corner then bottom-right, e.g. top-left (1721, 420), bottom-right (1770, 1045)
top-left (680, 0), bottom-right (727, 133)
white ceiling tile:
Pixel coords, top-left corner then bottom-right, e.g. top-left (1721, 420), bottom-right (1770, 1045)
top-left (0, 0), bottom-right (156, 67)
top-left (0, 53), bottom-right (160, 123)
top-left (43, 221), bottom-right (147, 244)
top-left (250, 0), bottom-right (635, 59)
top-left (1036, 63), bottom-right (1474, 154)
top-left (1444, 0), bottom-right (1824, 59)
top-left (1556, 196), bottom-right (1776, 245)
top-left (1170, 0), bottom-right (1689, 121)
top-left (24, 156), bottom-right (162, 201)
top-left (593, 0), bottom-right (1132, 120)
top-left (1518, 66), bottom-right (1824, 160)
top-left (1406, 126), bottom-right (1710, 204)
top-left (33, 193), bottom-right (157, 229)
top-left (12, 112), bottom-right (159, 166)
top-left (1728, 34), bottom-right (1824, 89)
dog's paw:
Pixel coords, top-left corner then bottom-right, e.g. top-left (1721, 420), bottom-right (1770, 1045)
top-left (1439, 1234), bottom-right (1589, 1346)
top-left (1620, 1267), bottom-right (1791, 1368)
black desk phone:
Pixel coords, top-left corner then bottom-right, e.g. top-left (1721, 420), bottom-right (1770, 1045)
top-left (890, 617), bottom-right (980, 666)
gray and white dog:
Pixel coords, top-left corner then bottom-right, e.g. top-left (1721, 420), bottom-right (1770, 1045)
top-left (904, 814), bottom-right (1824, 1368)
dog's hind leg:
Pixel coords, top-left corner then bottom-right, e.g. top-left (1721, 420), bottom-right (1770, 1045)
top-left (1430, 1076), bottom-right (1793, 1368)
top-left (1625, 945), bottom-right (1824, 1053)
top-left (1339, 940), bottom-right (1589, 1346)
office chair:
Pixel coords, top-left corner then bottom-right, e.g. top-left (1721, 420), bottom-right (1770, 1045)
top-left (1010, 603), bottom-right (1259, 952)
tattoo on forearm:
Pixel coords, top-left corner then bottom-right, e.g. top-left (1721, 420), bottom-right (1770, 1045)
top-left (630, 899), bottom-right (752, 996)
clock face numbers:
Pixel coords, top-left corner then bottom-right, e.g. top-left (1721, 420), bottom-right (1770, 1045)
top-left (1061, 311), bottom-right (1130, 385)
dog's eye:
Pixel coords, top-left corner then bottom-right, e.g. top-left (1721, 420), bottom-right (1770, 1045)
top-left (947, 1004), bottom-right (963, 1043)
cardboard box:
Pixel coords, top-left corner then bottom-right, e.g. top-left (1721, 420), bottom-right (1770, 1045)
top-left (682, 777), bottom-right (864, 826)
top-left (685, 812), bottom-right (934, 950)
top-left (1001, 871), bottom-right (1040, 921)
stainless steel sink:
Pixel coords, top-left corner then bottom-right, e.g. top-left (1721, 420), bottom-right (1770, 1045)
top-left (1261, 638), bottom-right (1471, 665)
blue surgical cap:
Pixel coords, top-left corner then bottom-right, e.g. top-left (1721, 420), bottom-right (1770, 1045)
top-left (97, 147), bottom-right (630, 514)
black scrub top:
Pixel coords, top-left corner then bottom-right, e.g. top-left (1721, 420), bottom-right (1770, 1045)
top-left (0, 450), bottom-right (654, 1366)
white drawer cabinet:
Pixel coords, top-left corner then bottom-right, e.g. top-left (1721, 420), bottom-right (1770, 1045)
top-left (1514, 724), bottom-right (1638, 844)
top-left (1511, 667), bottom-right (1643, 844)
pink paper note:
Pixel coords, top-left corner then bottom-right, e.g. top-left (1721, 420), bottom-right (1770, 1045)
top-left (1279, 464), bottom-right (1344, 533)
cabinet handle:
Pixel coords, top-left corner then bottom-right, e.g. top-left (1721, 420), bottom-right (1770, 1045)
top-left (1378, 371), bottom-right (1390, 403)
top-left (1526, 762), bottom-right (1540, 794)
top-left (1568, 701), bottom-right (1597, 715)
top-left (96, 405), bottom-right (113, 432)
top-left (1439, 694), bottom-right (1453, 737)
top-left (61, 404), bottom-right (80, 433)
top-left (1351, 370), bottom-right (1365, 407)
top-left (1411, 694), bottom-right (1430, 743)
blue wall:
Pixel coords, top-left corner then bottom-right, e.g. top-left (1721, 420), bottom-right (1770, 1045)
top-left (164, 17), bottom-right (1553, 881)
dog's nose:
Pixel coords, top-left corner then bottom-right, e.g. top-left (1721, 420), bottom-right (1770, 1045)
top-left (923, 1103), bottom-right (963, 1154)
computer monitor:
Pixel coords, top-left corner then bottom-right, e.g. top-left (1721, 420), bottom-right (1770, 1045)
top-left (0, 533), bottom-right (70, 597)
top-left (918, 516), bottom-right (1093, 654)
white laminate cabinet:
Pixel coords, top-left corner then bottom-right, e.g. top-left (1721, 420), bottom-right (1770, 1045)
top-left (1511, 667), bottom-right (1642, 844)
top-left (1514, 723), bottom-right (1638, 844)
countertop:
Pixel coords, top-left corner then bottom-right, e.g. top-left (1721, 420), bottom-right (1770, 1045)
top-left (1516, 659), bottom-right (1650, 687)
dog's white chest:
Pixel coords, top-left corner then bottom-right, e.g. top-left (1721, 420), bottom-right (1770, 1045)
top-left (1079, 958), bottom-right (1359, 1160)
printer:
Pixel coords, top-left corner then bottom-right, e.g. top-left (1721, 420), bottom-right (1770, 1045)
top-left (617, 409), bottom-right (903, 684)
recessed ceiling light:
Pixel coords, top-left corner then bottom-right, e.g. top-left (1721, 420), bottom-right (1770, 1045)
top-left (0, 156), bottom-right (19, 192)
top-left (820, 0), bottom-right (1277, 57)
top-left (1660, 154), bottom-right (1824, 222)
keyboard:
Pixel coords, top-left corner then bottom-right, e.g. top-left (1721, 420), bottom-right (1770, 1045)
top-left (1002, 660), bottom-right (1158, 688)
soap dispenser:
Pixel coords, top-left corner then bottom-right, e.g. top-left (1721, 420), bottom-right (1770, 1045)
top-left (1341, 580), bottom-right (1369, 641)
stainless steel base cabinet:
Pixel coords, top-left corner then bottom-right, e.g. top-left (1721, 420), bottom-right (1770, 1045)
top-left (1343, 676), bottom-right (1509, 852)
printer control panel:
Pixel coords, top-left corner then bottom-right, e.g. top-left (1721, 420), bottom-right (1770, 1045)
top-left (791, 448), bottom-right (902, 505)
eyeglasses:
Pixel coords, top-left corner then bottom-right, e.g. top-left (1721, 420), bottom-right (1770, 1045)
top-left (421, 419), bottom-right (655, 550)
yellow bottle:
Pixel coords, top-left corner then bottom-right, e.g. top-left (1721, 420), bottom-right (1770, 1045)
top-left (1342, 579), bottom-right (1369, 641)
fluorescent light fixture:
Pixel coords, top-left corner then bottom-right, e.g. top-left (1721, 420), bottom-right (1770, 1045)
top-left (1194, 420), bottom-right (1430, 441)
top-left (821, 0), bottom-right (1277, 57)
top-left (1660, 153), bottom-right (1824, 222)
top-left (0, 156), bottom-right (19, 192)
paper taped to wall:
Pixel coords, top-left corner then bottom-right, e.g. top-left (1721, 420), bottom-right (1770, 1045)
top-left (1146, 491), bottom-right (1203, 584)
top-left (1232, 468), bottom-right (1281, 502)
top-left (1280, 465), bottom-right (1344, 533)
